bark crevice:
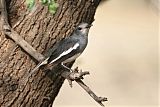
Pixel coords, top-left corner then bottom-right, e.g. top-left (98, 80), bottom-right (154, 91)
top-left (0, 0), bottom-right (101, 106)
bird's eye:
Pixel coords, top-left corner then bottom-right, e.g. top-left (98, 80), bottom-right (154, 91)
top-left (77, 27), bottom-right (82, 30)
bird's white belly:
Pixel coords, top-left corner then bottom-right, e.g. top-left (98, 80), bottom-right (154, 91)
top-left (63, 53), bottom-right (81, 63)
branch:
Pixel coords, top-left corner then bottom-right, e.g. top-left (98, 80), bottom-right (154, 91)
top-left (0, 0), bottom-right (107, 106)
top-left (4, 29), bottom-right (45, 61)
top-left (61, 67), bottom-right (107, 106)
top-left (61, 67), bottom-right (90, 87)
top-left (0, 0), bottom-right (8, 24)
top-left (76, 79), bottom-right (107, 106)
top-left (0, 0), bottom-right (44, 62)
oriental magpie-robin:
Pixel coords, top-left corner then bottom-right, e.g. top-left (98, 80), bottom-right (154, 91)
top-left (28, 22), bottom-right (92, 77)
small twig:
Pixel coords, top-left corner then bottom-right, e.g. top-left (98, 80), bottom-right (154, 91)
top-left (61, 67), bottom-right (107, 106)
top-left (76, 79), bottom-right (107, 106)
top-left (61, 67), bottom-right (90, 87)
top-left (68, 69), bottom-right (90, 80)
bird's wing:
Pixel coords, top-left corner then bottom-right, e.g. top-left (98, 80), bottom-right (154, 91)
top-left (27, 36), bottom-right (79, 79)
top-left (48, 37), bottom-right (79, 64)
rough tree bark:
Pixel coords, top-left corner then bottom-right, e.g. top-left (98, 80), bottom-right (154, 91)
top-left (0, 0), bottom-right (101, 106)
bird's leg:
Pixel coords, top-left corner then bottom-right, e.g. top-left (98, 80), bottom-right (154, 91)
top-left (61, 62), bottom-right (74, 87)
top-left (61, 62), bottom-right (73, 72)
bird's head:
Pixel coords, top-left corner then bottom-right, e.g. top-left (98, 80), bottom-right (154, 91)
top-left (74, 22), bottom-right (92, 36)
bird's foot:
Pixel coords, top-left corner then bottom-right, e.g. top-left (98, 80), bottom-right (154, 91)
top-left (61, 67), bottom-right (90, 87)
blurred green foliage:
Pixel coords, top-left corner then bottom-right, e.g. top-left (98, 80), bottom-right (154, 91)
top-left (26, 0), bottom-right (58, 14)
top-left (26, 0), bottom-right (35, 10)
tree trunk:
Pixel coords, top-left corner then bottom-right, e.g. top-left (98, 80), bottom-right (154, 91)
top-left (0, 0), bottom-right (100, 106)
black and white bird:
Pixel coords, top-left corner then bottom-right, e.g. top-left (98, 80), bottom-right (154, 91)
top-left (28, 22), bottom-right (92, 77)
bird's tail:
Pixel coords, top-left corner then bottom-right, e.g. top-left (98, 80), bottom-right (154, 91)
top-left (27, 58), bottom-right (49, 79)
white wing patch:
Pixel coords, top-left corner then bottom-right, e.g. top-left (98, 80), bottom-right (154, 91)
top-left (50, 43), bottom-right (79, 64)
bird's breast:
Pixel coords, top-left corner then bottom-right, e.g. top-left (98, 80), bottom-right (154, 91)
top-left (63, 53), bottom-right (81, 64)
